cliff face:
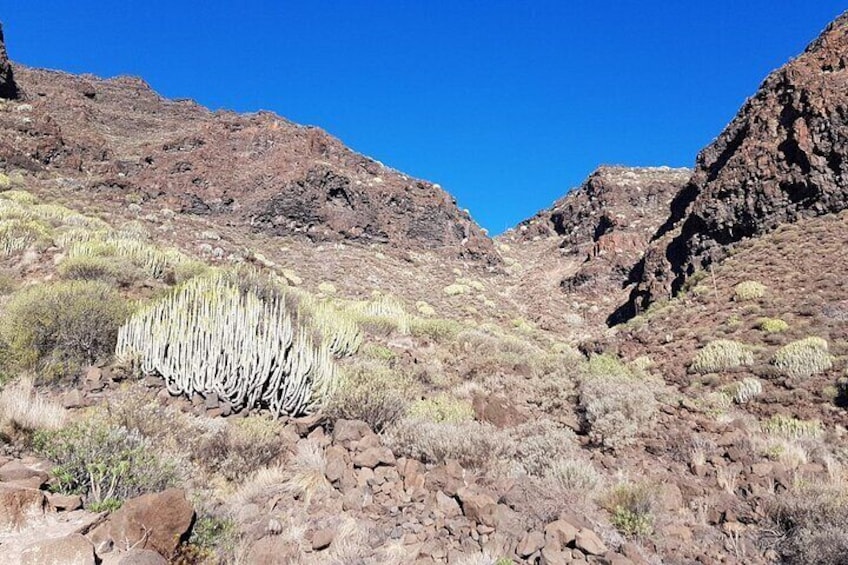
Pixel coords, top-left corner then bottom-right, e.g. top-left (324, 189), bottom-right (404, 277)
top-left (0, 38), bottom-right (494, 261)
top-left (623, 11), bottom-right (848, 318)
top-left (0, 23), bottom-right (17, 99)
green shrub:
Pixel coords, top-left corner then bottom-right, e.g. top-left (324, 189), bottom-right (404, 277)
top-left (0, 218), bottom-right (52, 255)
top-left (408, 394), bottom-right (474, 423)
top-left (757, 317), bottom-right (789, 333)
top-left (33, 418), bottom-right (178, 509)
top-left (58, 255), bottom-right (142, 286)
top-left (734, 280), bottom-right (766, 301)
top-left (604, 482), bottom-right (655, 537)
top-left (1, 281), bottom-right (129, 369)
top-left (691, 339), bottom-right (753, 373)
top-left (409, 318), bottom-right (463, 342)
top-left (772, 337), bottom-right (833, 379)
top-left (325, 361), bottom-right (413, 432)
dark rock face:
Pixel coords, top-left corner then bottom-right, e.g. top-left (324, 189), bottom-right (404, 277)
top-left (517, 166), bottom-right (690, 298)
top-left (624, 11), bottom-right (848, 318)
top-left (0, 23), bottom-right (18, 99)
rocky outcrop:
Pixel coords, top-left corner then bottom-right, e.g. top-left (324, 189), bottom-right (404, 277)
top-left (514, 166), bottom-right (690, 297)
top-left (0, 55), bottom-right (495, 261)
top-left (0, 23), bottom-right (18, 99)
top-left (623, 11), bottom-right (848, 318)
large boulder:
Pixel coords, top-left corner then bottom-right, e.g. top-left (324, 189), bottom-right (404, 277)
top-left (102, 489), bottom-right (194, 558)
top-left (0, 22), bottom-right (18, 99)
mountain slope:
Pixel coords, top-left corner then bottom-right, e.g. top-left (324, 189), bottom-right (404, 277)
top-left (0, 44), bottom-right (494, 262)
top-left (622, 11), bottom-right (848, 318)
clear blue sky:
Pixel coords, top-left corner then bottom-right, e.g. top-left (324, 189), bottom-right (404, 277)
top-left (3, 2), bottom-right (845, 233)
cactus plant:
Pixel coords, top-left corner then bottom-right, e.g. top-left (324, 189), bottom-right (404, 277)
top-left (116, 271), bottom-right (359, 416)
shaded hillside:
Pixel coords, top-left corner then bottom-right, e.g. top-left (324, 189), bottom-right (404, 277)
top-left (624, 11), bottom-right (848, 318)
top-left (0, 31), bottom-right (494, 262)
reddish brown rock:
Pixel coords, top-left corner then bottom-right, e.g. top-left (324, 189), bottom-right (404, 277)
top-left (575, 528), bottom-right (607, 556)
top-left (0, 484), bottom-right (46, 532)
top-left (0, 23), bottom-right (17, 99)
top-left (21, 533), bottom-right (95, 565)
top-left (105, 489), bottom-right (195, 558)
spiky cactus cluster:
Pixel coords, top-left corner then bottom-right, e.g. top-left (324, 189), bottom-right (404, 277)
top-left (115, 271), bottom-right (360, 416)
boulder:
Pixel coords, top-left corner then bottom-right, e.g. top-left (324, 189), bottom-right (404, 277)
top-left (311, 527), bottom-right (335, 551)
top-left (105, 489), bottom-right (194, 558)
top-left (456, 487), bottom-right (497, 527)
top-left (517, 530), bottom-right (545, 558)
top-left (575, 528), bottom-right (608, 556)
top-left (21, 533), bottom-right (96, 565)
top-left (0, 484), bottom-right (46, 532)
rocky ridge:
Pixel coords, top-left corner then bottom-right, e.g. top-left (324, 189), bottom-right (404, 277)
top-left (0, 43), bottom-right (494, 261)
top-left (623, 11), bottom-right (848, 318)
top-left (510, 166), bottom-right (689, 300)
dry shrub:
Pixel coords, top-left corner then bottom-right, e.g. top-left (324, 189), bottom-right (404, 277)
top-left (578, 355), bottom-right (658, 449)
top-left (734, 280), bottom-right (766, 301)
top-left (58, 254), bottom-right (142, 286)
top-left (767, 482), bottom-right (848, 565)
top-left (195, 416), bottom-right (287, 481)
top-left (284, 440), bottom-right (329, 502)
top-left (385, 419), bottom-right (504, 470)
top-left (325, 361), bottom-right (413, 432)
top-left (504, 419), bottom-right (579, 477)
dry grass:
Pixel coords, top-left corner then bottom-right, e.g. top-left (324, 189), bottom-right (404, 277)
top-left (0, 376), bottom-right (67, 432)
top-left (284, 440), bottom-right (330, 503)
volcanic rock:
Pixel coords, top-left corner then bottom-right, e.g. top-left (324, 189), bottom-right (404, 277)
top-left (0, 23), bottom-right (17, 99)
top-left (624, 11), bottom-right (848, 317)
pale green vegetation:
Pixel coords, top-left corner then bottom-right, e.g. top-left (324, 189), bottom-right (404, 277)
top-left (761, 415), bottom-right (823, 440)
top-left (0, 280), bottom-right (129, 371)
top-left (408, 394), bottom-right (474, 423)
top-left (691, 339), bottom-right (754, 373)
top-left (772, 337), bottom-right (833, 379)
top-left (33, 414), bottom-right (179, 510)
top-left (603, 481), bottom-right (656, 537)
top-left (734, 280), bottom-right (766, 301)
top-left (721, 376), bottom-right (763, 404)
top-left (757, 317), bottom-right (789, 333)
top-left (325, 361), bottom-right (413, 432)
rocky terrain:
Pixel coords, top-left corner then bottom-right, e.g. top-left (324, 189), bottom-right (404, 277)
top-left (0, 11), bottom-right (846, 565)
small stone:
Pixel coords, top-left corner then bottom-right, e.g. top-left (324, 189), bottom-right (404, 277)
top-left (62, 389), bottom-right (85, 409)
top-left (352, 447), bottom-right (395, 469)
top-left (47, 492), bottom-right (83, 511)
top-left (311, 528), bottom-right (335, 550)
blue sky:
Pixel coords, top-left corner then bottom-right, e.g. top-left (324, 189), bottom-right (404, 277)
top-left (3, 2), bottom-right (845, 233)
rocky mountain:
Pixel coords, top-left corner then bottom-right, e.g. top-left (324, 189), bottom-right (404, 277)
top-left (1, 11), bottom-right (848, 565)
top-left (621, 12), bottom-right (848, 319)
top-left (0, 25), bottom-right (494, 262)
